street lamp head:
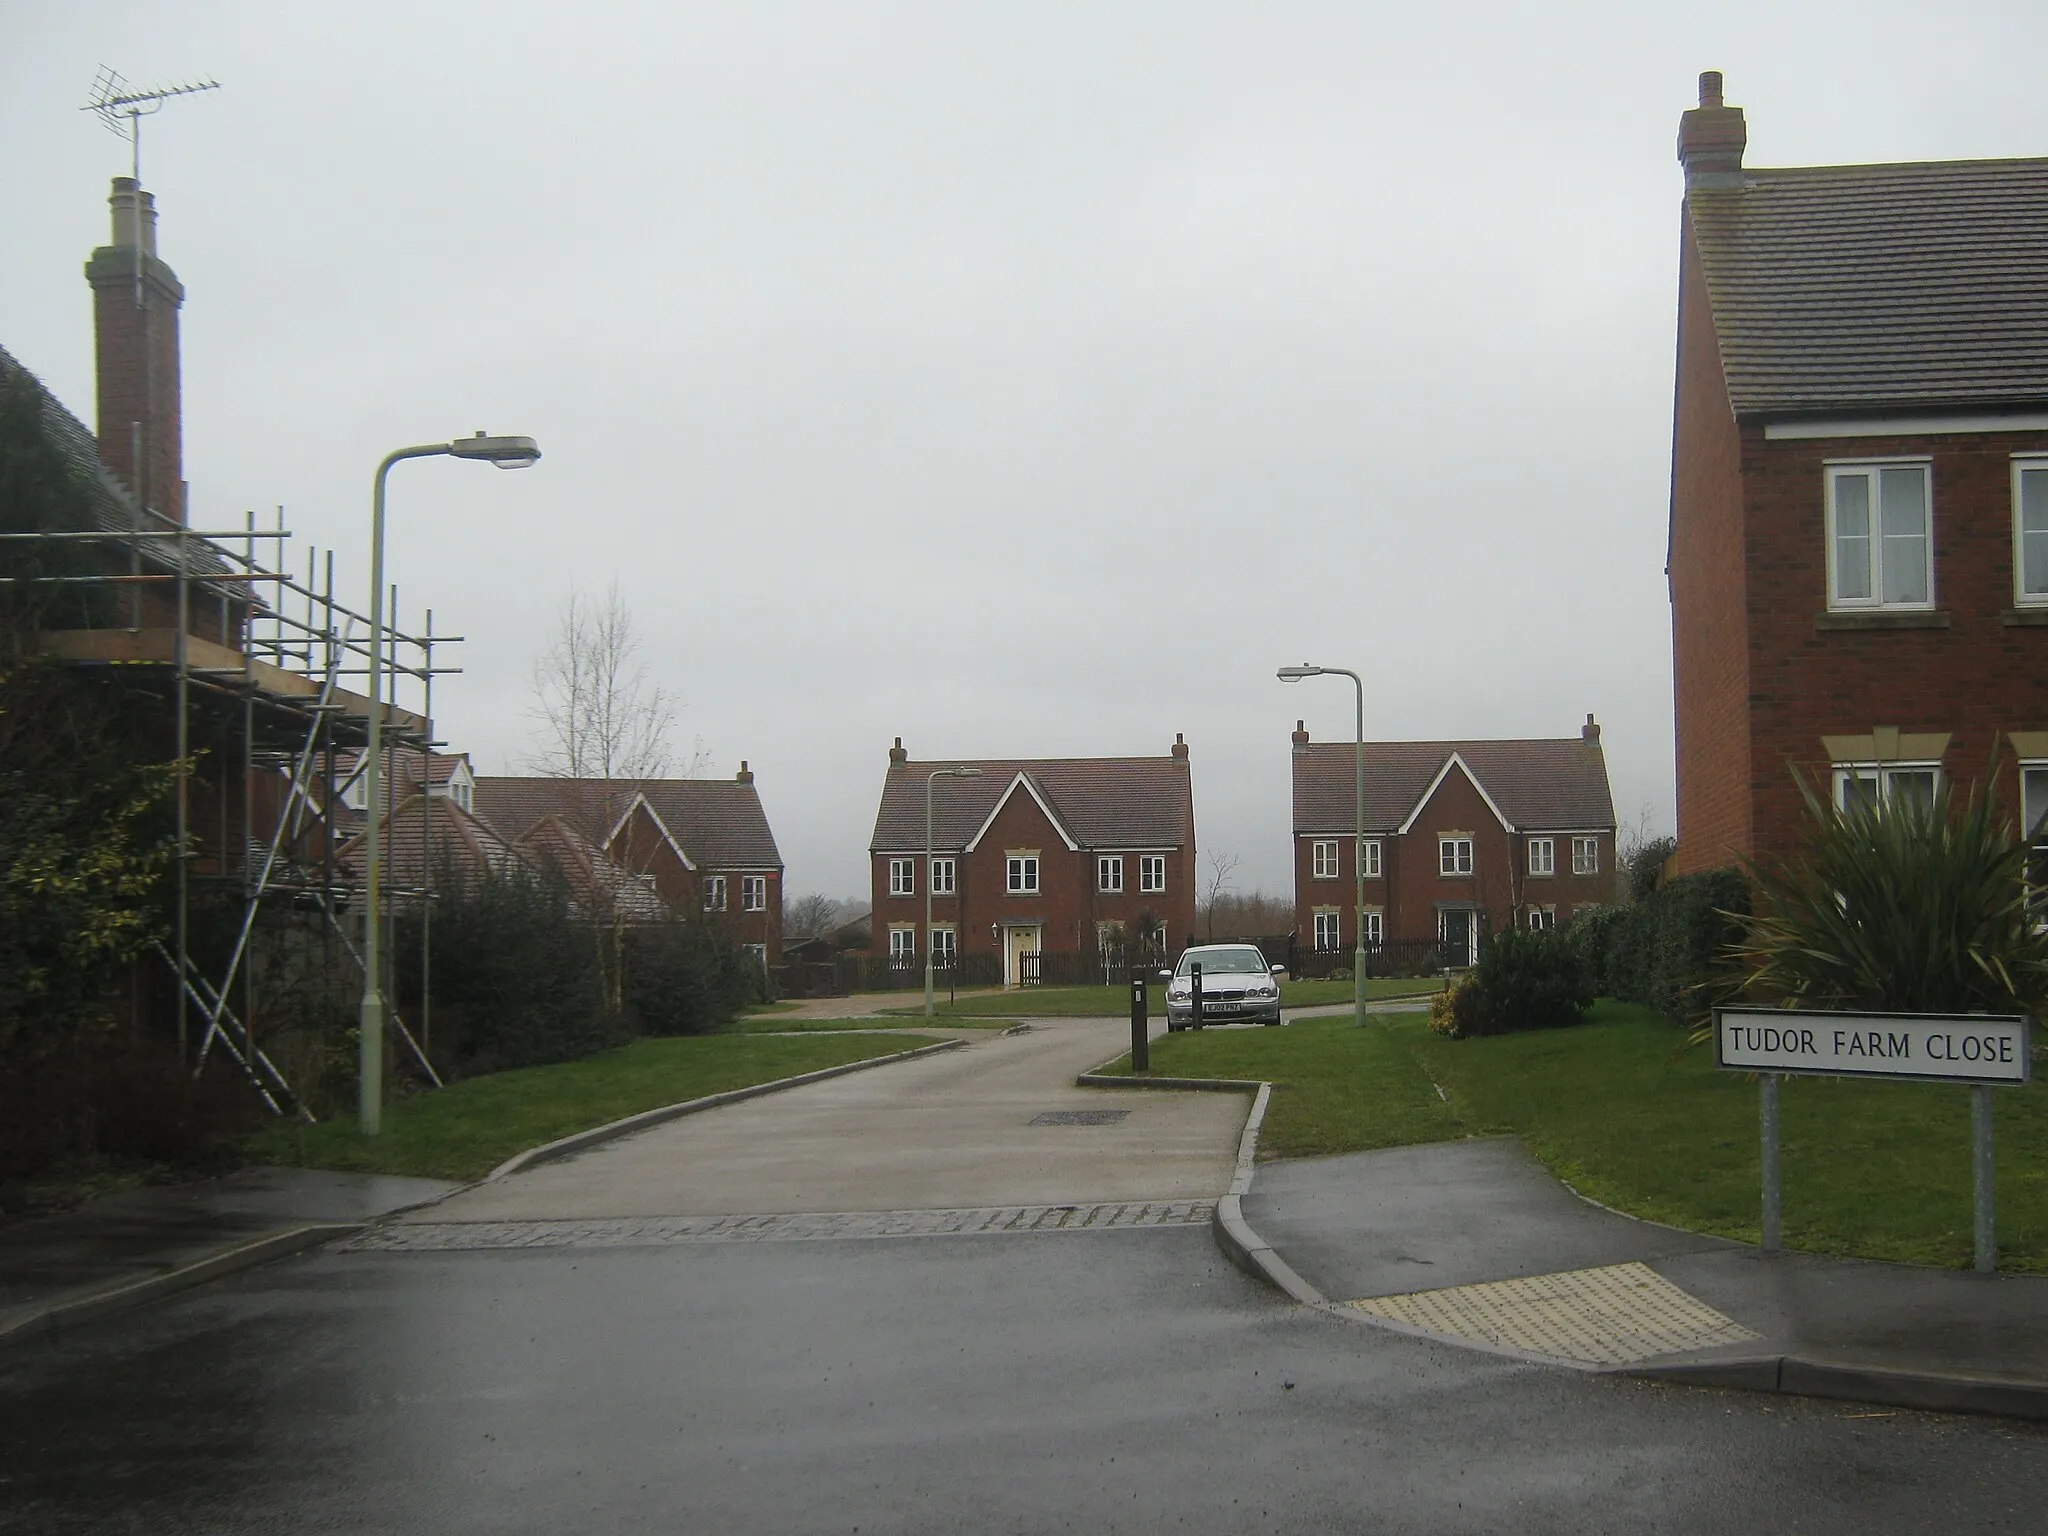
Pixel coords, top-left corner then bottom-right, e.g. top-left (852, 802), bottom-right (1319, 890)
top-left (1277, 665), bottom-right (1324, 682)
top-left (447, 431), bottom-right (542, 470)
top-left (947, 766), bottom-right (983, 779)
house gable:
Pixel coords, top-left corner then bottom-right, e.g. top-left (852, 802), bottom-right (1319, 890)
top-left (962, 773), bottom-right (1081, 853)
top-left (1395, 754), bottom-right (1514, 836)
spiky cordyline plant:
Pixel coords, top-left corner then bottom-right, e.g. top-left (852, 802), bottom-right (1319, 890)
top-left (1733, 769), bottom-right (2048, 1019)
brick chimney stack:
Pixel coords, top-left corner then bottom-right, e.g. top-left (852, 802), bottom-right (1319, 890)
top-left (1170, 732), bottom-right (1189, 761)
top-left (889, 737), bottom-right (908, 765)
top-left (1582, 713), bottom-right (1602, 746)
top-left (1291, 720), bottom-right (1310, 749)
top-left (1677, 71), bottom-right (1746, 191)
top-left (736, 760), bottom-right (755, 785)
top-left (86, 177), bottom-right (186, 523)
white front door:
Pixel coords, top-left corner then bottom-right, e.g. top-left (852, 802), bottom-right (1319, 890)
top-left (1003, 925), bottom-right (1041, 988)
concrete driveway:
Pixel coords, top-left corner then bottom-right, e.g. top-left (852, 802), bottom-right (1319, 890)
top-left (416, 1017), bottom-right (1247, 1222)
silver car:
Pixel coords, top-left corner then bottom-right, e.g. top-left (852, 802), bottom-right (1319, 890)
top-left (1162, 943), bottom-right (1284, 1030)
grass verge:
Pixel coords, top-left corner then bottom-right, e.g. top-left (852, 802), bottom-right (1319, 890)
top-left (884, 976), bottom-right (1442, 1019)
top-left (246, 1033), bottom-right (942, 1182)
top-left (734, 1014), bottom-right (1017, 1033)
top-left (1096, 1001), bottom-right (2048, 1271)
top-left (1092, 1016), bottom-right (1461, 1158)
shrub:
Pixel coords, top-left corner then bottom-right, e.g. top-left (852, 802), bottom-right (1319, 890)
top-left (1736, 770), bottom-right (2048, 1017)
top-left (1427, 975), bottom-right (1485, 1038)
top-left (1449, 926), bottom-right (1593, 1037)
top-left (1577, 868), bottom-right (1749, 1026)
top-left (625, 918), bottom-right (767, 1036)
top-left (1561, 903), bottom-right (1627, 996)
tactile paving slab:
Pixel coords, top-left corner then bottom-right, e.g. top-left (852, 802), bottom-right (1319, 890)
top-left (1345, 1261), bottom-right (1759, 1365)
top-left (342, 1200), bottom-right (1216, 1252)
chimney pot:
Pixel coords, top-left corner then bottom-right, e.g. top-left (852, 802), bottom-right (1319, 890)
top-left (1676, 70), bottom-right (1746, 189)
top-left (889, 737), bottom-right (908, 765)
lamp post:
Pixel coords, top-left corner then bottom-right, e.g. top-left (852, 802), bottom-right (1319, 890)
top-left (360, 432), bottom-right (540, 1135)
top-left (1278, 664), bottom-right (1367, 1030)
top-left (925, 766), bottom-right (982, 1018)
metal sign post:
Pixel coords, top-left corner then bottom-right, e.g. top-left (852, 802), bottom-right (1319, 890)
top-left (1717, 1008), bottom-right (2031, 1273)
top-left (1130, 973), bottom-right (1149, 1074)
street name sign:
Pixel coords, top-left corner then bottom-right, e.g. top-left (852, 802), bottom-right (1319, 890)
top-left (1715, 1008), bottom-right (2030, 1086)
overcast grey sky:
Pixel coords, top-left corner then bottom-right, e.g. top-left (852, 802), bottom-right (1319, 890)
top-left (7, 2), bottom-right (2047, 900)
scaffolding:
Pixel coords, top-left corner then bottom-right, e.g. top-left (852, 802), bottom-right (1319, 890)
top-left (1, 510), bottom-right (459, 1119)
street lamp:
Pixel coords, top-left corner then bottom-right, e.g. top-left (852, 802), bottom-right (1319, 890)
top-left (1278, 664), bottom-right (1368, 1030)
top-left (360, 432), bottom-right (541, 1135)
top-left (926, 766), bottom-right (982, 1018)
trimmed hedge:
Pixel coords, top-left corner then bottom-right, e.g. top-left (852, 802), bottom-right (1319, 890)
top-left (1429, 926), bottom-right (1593, 1038)
top-left (1565, 868), bottom-right (1749, 1025)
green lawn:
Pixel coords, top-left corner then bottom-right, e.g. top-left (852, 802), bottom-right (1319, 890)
top-left (247, 1033), bottom-right (942, 1182)
top-left (883, 976), bottom-right (1442, 1019)
top-left (1093, 1016), bottom-right (1462, 1158)
top-left (1100, 1002), bottom-right (2048, 1272)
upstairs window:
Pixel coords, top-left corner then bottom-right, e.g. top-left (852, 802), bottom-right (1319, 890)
top-left (1362, 840), bottom-right (1381, 878)
top-left (1098, 855), bottom-right (1124, 893)
top-left (1311, 840), bottom-right (1339, 879)
top-left (929, 857), bottom-right (955, 895)
top-left (1827, 462), bottom-right (1931, 610)
top-left (1571, 837), bottom-right (1599, 876)
top-left (1007, 855), bottom-right (1039, 894)
top-left (702, 875), bottom-right (727, 912)
top-left (888, 858), bottom-right (915, 897)
top-left (741, 875), bottom-right (767, 912)
top-left (1439, 836), bottom-right (1473, 876)
top-left (2016, 459), bottom-right (2048, 606)
top-left (1139, 854), bottom-right (1167, 893)
top-left (1834, 763), bottom-right (1939, 814)
top-left (1527, 837), bottom-right (1555, 877)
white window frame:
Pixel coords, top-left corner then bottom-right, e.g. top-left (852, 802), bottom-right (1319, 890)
top-left (1825, 459), bottom-right (1934, 612)
top-left (1361, 907), bottom-right (1383, 947)
top-left (887, 924), bottom-right (916, 960)
top-left (929, 857), bottom-right (955, 895)
top-left (1527, 904), bottom-right (1557, 932)
top-left (1571, 837), bottom-right (1599, 876)
top-left (1438, 836), bottom-right (1473, 877)
top-left (888, 858), bottom-right (915, 898)
top-left (1527, 836), bottom-right (1555, 877)
top-left (1139, 854), bottom-right (1167, 893)
top-left (1312, 908), bottom-right (1342, 951)
top-left (702, 875), bottom-right (727, 912)
top-left (2016, 457), bottom-right (2048, 607)
top-left (1007, 855), bottom-right (1039, 894)
top-left (1362, 839), bottom-right (1381, 879)
top-left (929, 924), bottom-right (957, 960)
top-left (1833, 762), bottom-right (1942, 814)
top-left (2023, 763), bottom-right (2048, 844)
top-left (1098, 855), bottom-right (1124, 893)
top-left (1311, 840), bottom-right (1339, 879)
top-left (741, 875), bottom-right (767, 912)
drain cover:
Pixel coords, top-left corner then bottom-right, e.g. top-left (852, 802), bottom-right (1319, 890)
top-left (1029, 1108), bottom-right (1131, 1126)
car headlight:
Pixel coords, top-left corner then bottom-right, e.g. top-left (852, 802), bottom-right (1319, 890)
top-left (1167, 985), bottom-right (1189, 1001)
top-left (1252, 984), bottom-right (1277, 999)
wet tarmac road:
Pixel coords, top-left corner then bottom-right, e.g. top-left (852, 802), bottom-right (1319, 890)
top-left (4, 1225), bottom-right (2044, 1533)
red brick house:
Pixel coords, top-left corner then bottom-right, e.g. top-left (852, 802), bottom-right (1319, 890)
top-left (473, 766), bottom-right (785, 965)
top-left (1669, 73), bottom-right (2048, 874)
top-left (1289, 719), bottom-right (1616, 965)
top-left (867, 737), bottom-right (1198, 986)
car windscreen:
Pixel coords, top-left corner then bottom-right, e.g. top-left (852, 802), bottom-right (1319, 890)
top-left (1177, 949), bottom-right (1267, 976)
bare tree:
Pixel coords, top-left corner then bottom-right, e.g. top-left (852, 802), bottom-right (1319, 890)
top-left (1198, 851), bottom-right (1242, 939)
top-left (786, 893), bottom-right (843, 943)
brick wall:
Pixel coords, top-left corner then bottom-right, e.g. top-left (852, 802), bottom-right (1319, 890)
top-left (1669, 215), bottom-right (1753, 874)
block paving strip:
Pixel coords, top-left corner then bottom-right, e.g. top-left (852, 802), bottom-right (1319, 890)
top-left (1345, 1261), bottom-right (1760, 1366)
top-left (341, 1201), bottom-right (1217, 1253)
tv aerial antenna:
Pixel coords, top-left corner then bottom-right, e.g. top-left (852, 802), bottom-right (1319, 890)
top-left (82, 66), bottom-right (221, 189)
top-left (81, 67), bottom-right (220, 305)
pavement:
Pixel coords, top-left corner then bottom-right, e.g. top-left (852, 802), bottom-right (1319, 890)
top-left (6, 1003), bottom-right (2047, 1426)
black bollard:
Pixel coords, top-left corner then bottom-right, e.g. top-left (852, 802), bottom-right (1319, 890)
top-left (1130, 972), bottom-right (1149, 1073)
top-left (1190, 961), bottom-right (1204, 1032)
